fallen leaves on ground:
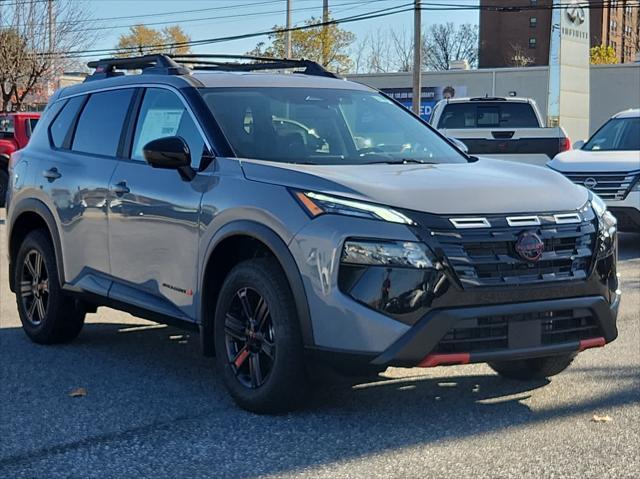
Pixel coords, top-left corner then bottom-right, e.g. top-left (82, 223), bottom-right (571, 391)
top-left (591, 414), bottom-right (613, 423)
top-left (69, 387), bottom-right (87, 398)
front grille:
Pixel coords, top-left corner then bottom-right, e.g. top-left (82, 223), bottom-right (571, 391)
top-left (564, 171), bottom-right (639, 201)
top-left (434, 217), bottom-right (597, 287)
top-left (433, 309), bottom-right (601, 354)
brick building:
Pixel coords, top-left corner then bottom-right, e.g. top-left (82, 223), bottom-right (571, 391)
top-left (479, 0), bottom-right (640, 67)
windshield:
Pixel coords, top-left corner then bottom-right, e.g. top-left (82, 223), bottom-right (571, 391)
top-left (583, 117), bottom-right (640, 151)
top-left (201, 87), bottom-right (467, 165)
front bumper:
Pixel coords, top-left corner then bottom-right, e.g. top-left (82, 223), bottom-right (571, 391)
top-left (371, 293), bottom-right (619, 368)
top-left (291, 208), bottom-right (619, 364)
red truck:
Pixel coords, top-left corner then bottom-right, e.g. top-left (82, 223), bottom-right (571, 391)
top-left (0, 112), bottom-right (40, 206)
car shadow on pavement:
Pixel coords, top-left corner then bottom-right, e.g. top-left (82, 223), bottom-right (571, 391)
top-left (618, 232), bottom-right (640, 261)
top-left (1, 318), bottom-right (639, 478)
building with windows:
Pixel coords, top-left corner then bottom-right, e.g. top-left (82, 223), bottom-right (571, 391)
top-left (479, 0), bottom-right (640, 67)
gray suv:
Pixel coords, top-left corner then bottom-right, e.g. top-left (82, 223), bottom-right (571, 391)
top-left (5, 55), bottom-right (620, 413)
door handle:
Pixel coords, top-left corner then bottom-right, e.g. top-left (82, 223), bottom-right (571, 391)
top-left (112, 181), bottom-right (130, 195)
top-left (43, 167), bottom-right (62, 181)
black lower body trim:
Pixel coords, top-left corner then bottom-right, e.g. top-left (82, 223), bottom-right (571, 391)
top-left (372, 295), bottom-right (619, 367)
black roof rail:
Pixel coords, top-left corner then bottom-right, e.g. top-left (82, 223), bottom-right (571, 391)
top-left (85, 54), bottom-right (190, 82)
top-left (170, 54), bottom-right (341, 79)
top-left (85, 53), bottom-right (341, 82)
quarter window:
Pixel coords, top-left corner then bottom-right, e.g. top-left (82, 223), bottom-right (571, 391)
top-left (131, 88), bottom-right (205, 167)
top-left (72, 89), bottom-right (134, 157)
top-left (49, 96), bottom-right (85, 149)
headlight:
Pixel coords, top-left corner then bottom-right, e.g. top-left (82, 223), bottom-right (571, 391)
top-left (590, 194), bottom-right (617, 236)
top-left (591, 193), bottom-right (607, 217)
top-left (342, 240), bottom-right (434, 269)
top-left (293, 191), bottom-right (414, 225)
top-left (590, 194), bottom-right (617, 258)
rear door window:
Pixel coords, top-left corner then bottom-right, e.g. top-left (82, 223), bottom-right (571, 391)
top-left (49, 96), bottom-right (85, 148)
top-left (438, 102), bottom-right (539, 129)
top-left (72, 89), bottom-right (134, 157)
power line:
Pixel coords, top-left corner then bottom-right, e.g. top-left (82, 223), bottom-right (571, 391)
top-left (51, 3), bottom-right (415, 59)
top-left (34, 0), bottom-right (640, 60)
top-left (4, 0), bottom-right (393, 33)
top-left (70, 0), bottom-right (388, 33)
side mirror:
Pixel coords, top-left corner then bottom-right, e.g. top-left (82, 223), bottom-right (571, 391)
top-left (573, 139), bottom-right (586, 150)
top-left (447, 136), bottom-right (469, 154)
top-left (143, 136), bottom-right (195, 181)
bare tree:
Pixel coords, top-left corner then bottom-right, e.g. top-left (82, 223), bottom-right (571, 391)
top-left (390, 27), bottom-right (413, 72)
top-left (507, 43), bottom-right (535, 67)
top-left (423, 23), bottom-right (478, 71)
top-left (349, 27), bottom-right (413, 73)
top-left (0, 0), bottom-right (95, 111)
top-left (365, 28), bottom-right (394, 73)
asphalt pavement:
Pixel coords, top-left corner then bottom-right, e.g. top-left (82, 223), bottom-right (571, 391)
top-left (0, 209), bottom-right (638, 479)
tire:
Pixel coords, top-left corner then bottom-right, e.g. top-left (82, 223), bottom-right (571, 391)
top-left (14, 230), bottom-right (85, 344)
top-left (0, 168), bottom-right (8, 208)
top-left (489, 354), bottom-right (575, 380)
top-left (214, 258), bottom-right (309, 414)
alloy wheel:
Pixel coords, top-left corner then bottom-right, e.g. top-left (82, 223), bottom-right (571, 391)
top-left (224, 287), bottom-right (275, 389)
top-left (20, 249), bottom-right (49, 325)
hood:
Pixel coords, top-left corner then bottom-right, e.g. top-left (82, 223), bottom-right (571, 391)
top-left (549, 149), bottom-right (640, 173)
top-left (240, 157), bottom-right (589, 215)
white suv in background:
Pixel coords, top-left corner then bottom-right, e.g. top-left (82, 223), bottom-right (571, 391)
top-left (548, 109), bottom-right (640, 232)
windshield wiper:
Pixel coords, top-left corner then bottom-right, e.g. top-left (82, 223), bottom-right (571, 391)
top-left (364, 159), bottom-right (435, 165)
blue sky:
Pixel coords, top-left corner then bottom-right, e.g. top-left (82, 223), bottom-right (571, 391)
top-left (82, 0), bottom-right (479, 59)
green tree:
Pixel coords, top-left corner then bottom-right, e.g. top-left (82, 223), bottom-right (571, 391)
top-left (590, 45), bottom-right (618, 65)
top-left (116, 25), bottom-right (191, 56)
top-left (247, 17), bottom-right (355, 73)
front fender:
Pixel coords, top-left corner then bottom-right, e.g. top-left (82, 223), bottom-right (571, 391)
top-left (200, 219), bottom-right (313, 347)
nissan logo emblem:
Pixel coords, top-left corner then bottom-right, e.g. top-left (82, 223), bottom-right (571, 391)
top-left (515, 232), bottom-right (545, 263)
top-left (566, 1), bottom-right (585, 25)
top-left (584, 177), bottom-right (598, 189)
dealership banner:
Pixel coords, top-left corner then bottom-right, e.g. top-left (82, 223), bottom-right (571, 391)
top-left (382, 86), bottom-right (468, 120)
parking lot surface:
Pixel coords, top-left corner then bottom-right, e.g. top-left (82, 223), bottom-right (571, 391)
top-left (0, 209), bottom-right (638, 479)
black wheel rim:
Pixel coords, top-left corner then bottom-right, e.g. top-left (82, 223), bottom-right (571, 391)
top-left (20, 249), bottom-right (49, 325)
top-left (224, 287), bottom-right (275, 389)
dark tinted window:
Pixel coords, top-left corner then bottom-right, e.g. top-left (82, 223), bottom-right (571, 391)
top-left (73, 89), bottom-right (134, 156)
top-left (28, 118), bottom-right (39, 137)
top-left (131, 88), bottom-right (204, 166)
top-left (49, 96), bottom-right (85, 148)
top-left (438, 102), bottom-right (540, 129)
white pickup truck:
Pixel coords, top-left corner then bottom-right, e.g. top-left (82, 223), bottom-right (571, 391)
top-left (429, 97), bottom-right (571, 167)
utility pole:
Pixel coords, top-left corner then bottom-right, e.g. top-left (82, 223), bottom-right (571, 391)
top-left (285, 0), bottom-right (292, 58)
top-left (412, 0), bottom-right (422, 116)
top-left (322, 0), bottom-right (329, 66)
top-left (47, 0), bottom-right (54, 53)
top-left (48, 0), bottom-right (56, 96)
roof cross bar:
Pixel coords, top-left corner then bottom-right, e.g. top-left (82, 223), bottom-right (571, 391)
top-left (85, 54), bottom-right (190, 82)
top-left (169, 54), bottom-right (341, 79)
